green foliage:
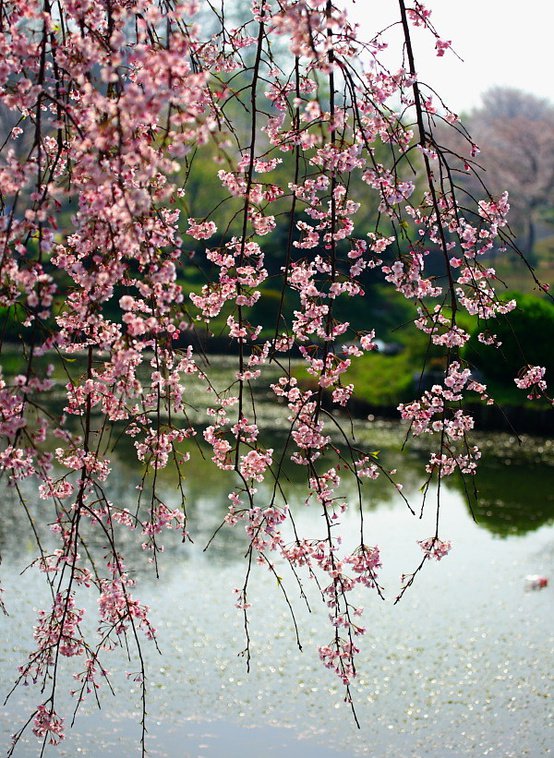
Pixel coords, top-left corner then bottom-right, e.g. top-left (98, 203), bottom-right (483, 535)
top-left (247, 286), bottom-right (296, 336)
top-left (463, 292), bottom-right (554, 386)
top-left (0, 304), bottom-right (54, 346)
top-left (343, 350), bottom-right (415, 406)
top-left (334, 284), bottom-right (417, 343)
top-left (0, 306), bottom-right (24, 343)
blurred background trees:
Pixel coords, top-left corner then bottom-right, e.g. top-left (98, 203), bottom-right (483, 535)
top-left (469, 88), bottom-right (554, 264)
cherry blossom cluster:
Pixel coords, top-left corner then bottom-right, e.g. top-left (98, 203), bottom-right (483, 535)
top-left (31, 705), bottom-right (65, 747)
top-left (98, 562), bottom-right (156, 641)
top-left (417, 536), bottom-right (452, 561)
top-left (399, 361), bottom-right (489, 476)
top-left (514, 365), bottom-right (548, 400)
top-left (0, 0), bottom-right (543, 747)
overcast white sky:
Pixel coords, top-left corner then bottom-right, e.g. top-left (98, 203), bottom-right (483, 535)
top-left (343, 0), bottom-right (553, 115)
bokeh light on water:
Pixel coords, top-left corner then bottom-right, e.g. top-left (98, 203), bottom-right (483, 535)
top-left (1, 425), bottom-right (552, 757)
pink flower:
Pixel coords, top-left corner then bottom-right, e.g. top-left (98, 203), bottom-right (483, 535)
top-left (418, 537), bottom-right (452, 560)
top-left (435, 39), bottom-right (451, 57)
top-left (186, 218), bottom-right (217, 240)
top-left (514, 365), bottom-right (547, 399)
top-left (32, 705), bottom-right (65, 745)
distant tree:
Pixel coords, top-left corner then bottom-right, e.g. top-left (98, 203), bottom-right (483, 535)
top-left (469, 88), bottom-right (554, 259)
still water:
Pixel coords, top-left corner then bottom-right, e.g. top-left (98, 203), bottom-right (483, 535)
top-left (1, 422), bottom-right (553, 757)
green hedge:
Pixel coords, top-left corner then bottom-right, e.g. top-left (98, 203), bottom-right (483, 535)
top-left (463, 292), bottom-right (554, 386)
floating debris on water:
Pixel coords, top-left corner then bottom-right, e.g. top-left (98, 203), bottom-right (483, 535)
top-left (524, 575), bottom-right (549, 591)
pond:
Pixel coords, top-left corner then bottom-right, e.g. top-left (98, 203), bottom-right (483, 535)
top-left (1, 419), bottom-right (553, 757)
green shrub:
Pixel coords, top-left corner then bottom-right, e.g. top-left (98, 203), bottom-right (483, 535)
top-left (463, 292), bottom-right (554, 385)
top-left (342, 351), bottom-right (415, 407)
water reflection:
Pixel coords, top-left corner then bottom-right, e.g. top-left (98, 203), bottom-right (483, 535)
top-left (1, 426), bottom-right (553, 575)
top-left (459, 459), bottom-right (554, 536)
top-left (1, 423), bottom-right (553, 758)
top-left (434, 431), bottom-right (554, 537)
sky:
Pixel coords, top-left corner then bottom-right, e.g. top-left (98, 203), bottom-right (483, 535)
top-left (343, 0), bottom-right (553, 116)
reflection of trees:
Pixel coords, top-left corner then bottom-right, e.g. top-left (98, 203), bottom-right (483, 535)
top-left (450, 460), bottom-right (554, 537)
top-left (0, 426), bottom-right (428, 567)
top-left (0, 482), bottom-right (47, 558)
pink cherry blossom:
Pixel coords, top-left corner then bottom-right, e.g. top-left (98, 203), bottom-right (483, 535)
top-left (418, 537), bottom-right (452, 561)
top-left (0, 0), bottom-right (543, 747)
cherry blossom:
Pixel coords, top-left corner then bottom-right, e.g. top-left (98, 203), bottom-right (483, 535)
top-left (0, 0), bottom-right (544, 750)
top-left (514, 365), bottom-right (549, 400)
top-left (417, 536), bottom-right (452, 561)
